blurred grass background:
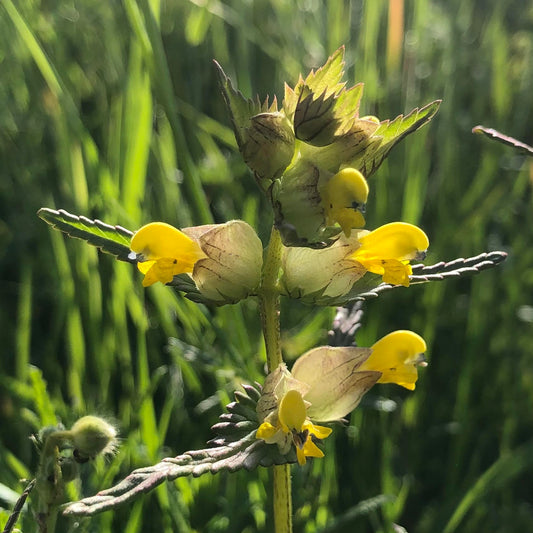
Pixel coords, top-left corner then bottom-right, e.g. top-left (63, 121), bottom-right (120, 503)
top-left (1, 0), bottom-right (533, 532)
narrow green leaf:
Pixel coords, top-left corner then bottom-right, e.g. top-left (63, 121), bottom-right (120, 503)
top-left (37, 208), bottom-right (134, 262)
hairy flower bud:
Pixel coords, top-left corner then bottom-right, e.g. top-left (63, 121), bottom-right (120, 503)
top-left (70, 416), bottom-right (118, 461)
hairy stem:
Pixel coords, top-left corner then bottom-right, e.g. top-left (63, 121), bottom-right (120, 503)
top-left (258, 226), bottom-right (292, 533)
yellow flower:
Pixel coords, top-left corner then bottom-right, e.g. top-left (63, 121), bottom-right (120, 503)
top-left (349, 222), bottom-right (429, 287)
top-left (130, 220), bottom-right (263, 304)
top-left (257, 331), bottom-right (427, 457)
top-left (130, 222), bottom-right (207, 287)
top-left (320, 168), bottom-right (369, 237)
top-left (281, 221), bottom-right (429, 304)
top-left (291, 331), bottom-right (427, 421)
top-left (359, 330), bottom-right (427, 390)
top-left (256, 389), bottom-right (332, 465)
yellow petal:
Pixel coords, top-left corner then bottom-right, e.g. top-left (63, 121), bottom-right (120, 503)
top-left (296, 447), bottom-right (307, 466)
top-left (256, 422), bottom-right (279, 440)
top-left (321, 168), bottom-right (369, 237)
top-left (353, 222), bottom-right (429, 261)
top-left (131, 222), bottom-right (206, 268)
top-left (365, 258), bottom-right (413, 287)
top-left (359, 330), bottom-right (427, 390)
top-left (131, 222), bottom-right (206, 286)
top-left (301, 438), bottom-right (324, 460)
top-left (349, 222), bottom-right (428, 286)
top-left (303, 420), bottom-right (332, 440)
top-left (278, 390), bottom-right (307, 432)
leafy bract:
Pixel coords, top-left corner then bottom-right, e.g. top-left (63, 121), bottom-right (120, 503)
top-left (353, 100), bottom-right (441, 177)
top-left (214, 60), bottom-right (278, 148)
top-left (38, 208), bottom-right (134, 262)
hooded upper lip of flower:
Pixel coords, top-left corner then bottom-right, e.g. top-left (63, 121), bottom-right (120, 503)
top-left (320, 167), bottom-right (369, 238)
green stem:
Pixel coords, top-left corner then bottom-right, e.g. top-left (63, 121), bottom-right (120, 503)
top-left (258, 226), bottom-right (292, 533)
top-left (35, 431), bottom-right (72, 533)
top-left (273, 465), bottom-right (292, 533)
top-left (259, 227), bottom-right (283, 372)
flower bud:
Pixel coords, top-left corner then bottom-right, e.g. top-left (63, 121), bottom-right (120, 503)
top-left (241, 112), bottom-right (295, 181)
top-left (70, 416), bottom-right (118, 461)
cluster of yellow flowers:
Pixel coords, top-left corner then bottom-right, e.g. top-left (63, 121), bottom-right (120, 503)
top-left (129, 48), bottom-right (435, 465)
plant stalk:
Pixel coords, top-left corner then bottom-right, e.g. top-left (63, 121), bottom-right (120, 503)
top-left (259, 227), bottom-right (283, 372)
top-left (258, 226), bottom-right (292, 533)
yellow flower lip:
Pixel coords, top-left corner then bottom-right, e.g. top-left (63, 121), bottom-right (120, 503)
top-left (350, 222), bottom-right (429, 287)
top-left (360, 330), bottom-right (428, 390)
top-left (130, 222), bottom-right (207, 287)
top-left (355, 222), bottom-right (429, 259)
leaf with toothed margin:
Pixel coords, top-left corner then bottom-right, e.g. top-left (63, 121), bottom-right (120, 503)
top-left (352, 251), bottom-right (508, 303)
top-left (328, 252), bottom-right (507, 345)
top-left (472, 126), bottom-right (533, 156)
top-left (62, 384), bottom-right (300, 517)
top-left (353, 100), bottom-right (441, 177)
top-left (284, 47), bottom-right (346, 120)
top-left (214, 60), bottom-right (278, 149)
top-left (301, 251), bottom-right (507, 306)
top-left (38, 208), bottom-right (134, 262)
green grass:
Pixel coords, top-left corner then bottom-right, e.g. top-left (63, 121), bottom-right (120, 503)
top-left (1, 0), bottom-right (533, 532)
